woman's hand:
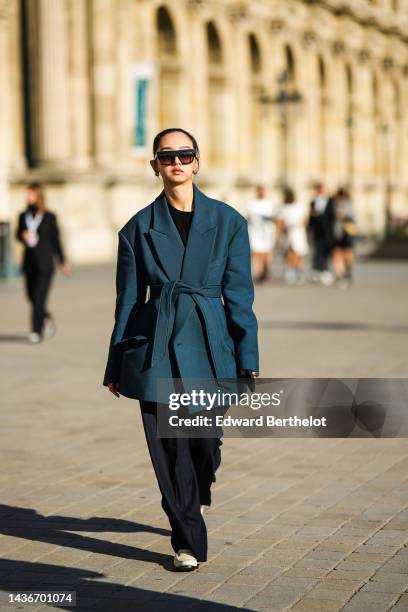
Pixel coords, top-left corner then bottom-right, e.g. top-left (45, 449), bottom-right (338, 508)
top-left (108, 383), bottom-right (120, 397)
top-left (22, 229), bottom-right (36, 244)
top-left (60, 261), bottom-right (72, 276)
top-left (238, 369), bottom-right (258, 392)
top-left (239, 369), bottom-right (259, 378)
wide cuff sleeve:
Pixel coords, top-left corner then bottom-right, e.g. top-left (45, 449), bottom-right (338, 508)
top-left (103, 231), bottom-right (140, 386)
top-left (221, 219), bottom-right (259, 372)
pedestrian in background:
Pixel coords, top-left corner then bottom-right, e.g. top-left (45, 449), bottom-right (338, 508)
top-left (308, 182), bottom-right (334, 286)
top-left (15, 182), bottom-right (71, 343)
top-left (330, 187), bottom-right (356, 288)
top-left (246, 185), bottom-right (278, 284)
top-left (275, 187), bottom-right (309, 285)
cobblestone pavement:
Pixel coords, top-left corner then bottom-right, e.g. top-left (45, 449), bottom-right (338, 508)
top-left (0, 259), bottom-right (407, 611)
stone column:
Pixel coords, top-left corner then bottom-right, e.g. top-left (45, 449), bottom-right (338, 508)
top-left (0, 0), bottom-right (11, 221)
top-left (230, 22), bottom-right (252, 184)
top-left (115, 0), bottom-right (133, 169)
top-left (7, 0), bottom-right (25, 175)
top-left (130, 0), bottom-right (157, 177)
top-left (185, 5), bottom-right (212, 182)
top-left (263, 31), bottom-right (288, 193)
top-left (328, 53), bottom-right (349, 188)
top-left (90, 0), bottom-right (116, 167)
top-left (400, 75), bottom-right (408, 214)
top-left (350, 57), bottom-right (377, 232)
top-left (293, 39), bottom-right (321, 190)
top-left (67, 0), bottom-right (91, 169)
top-left (36, 0), bottom-right (70, 165)
top-left (253, 31), bottom-right (279, 189)
top-left (283, 39), bottom-right (309, 197)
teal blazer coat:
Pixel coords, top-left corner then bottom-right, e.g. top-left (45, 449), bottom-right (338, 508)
top-left (102, 183), bottom-right (259, 402)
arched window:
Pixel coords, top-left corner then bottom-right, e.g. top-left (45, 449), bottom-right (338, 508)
top-left (156, 6), bottom-right (179, 128)
top-left (346, 64), bottom-right (353, 95)
top-left (157, 6), bottom-right (177, 57)
top-left (248, 34), bottom-right (263, 176)
top-left (345, 63), bottom-right (354, 183)
top-left (248, 33), bottom-right (261, 74)
top-left (318, 55), bottom-right (326, 88)
top-left (207, 21), bottom-right (222, 65)
top-left (206, 21), bottom-right (225, 168)
top-left (285, 44), bottom-right (295, 83)
top-left (392, 79), bottom-right (401, 178)
top-left (318, 55), bottom-right (327, 175)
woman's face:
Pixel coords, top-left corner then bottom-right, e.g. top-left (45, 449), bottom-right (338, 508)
top-left (150, 131), bottom-right (199, 186)
top-left (27, 188), bottom-right (39, 204)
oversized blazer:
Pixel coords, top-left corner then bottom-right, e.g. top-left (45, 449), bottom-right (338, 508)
top-left (102, 183), bottom-right (259, 402)
top-left (16, 209), bottom-right (65, 272)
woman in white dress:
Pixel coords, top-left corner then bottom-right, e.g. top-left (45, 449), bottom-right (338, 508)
top-left (276, 187), bottom-right (309, 284)
top-left (246, 185), bottom-right (278, 283)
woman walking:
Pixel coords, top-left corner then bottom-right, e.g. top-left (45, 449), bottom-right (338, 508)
top-left (103, 128), bottom-right (259, 571)
top-left (276, 187), bottom-right (309, 285)
top-left (330, 188), bottom-right (356, 289)
top-left (246, 185), bottom-right (278, 284)
top-left (15, 182), bottom-right (71, 343)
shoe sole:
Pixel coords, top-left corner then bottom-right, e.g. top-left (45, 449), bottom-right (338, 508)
top-left (173, 563), bottom-right (199, 571)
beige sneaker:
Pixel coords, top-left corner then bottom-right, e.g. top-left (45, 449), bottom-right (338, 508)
top-left (28, 332), bottom-right (41, 344)
top-left (42, 315), bottom-right (56, 339)
top-left (173, 549), bottom-right (198, 571)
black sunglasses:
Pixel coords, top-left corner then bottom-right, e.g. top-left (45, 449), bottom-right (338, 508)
top-left (155, 148), bottom-right (197, 166)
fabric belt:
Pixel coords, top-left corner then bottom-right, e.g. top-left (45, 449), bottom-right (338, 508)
top-left (148, 281), bottom-right (225, 377)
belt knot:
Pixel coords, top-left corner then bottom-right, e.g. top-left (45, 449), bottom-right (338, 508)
top-left (149, 281), bottom-right (222, 371)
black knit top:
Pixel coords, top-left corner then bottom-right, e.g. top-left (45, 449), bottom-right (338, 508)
top-left (166, 196), bottom-right (194, 247)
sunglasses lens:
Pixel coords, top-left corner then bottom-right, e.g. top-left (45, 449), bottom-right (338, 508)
top-left (156, 153), bottom-right (173, 165)
top-left (156, 150), bottom-right (196, 165)
top-left (179, 152), bottom-right (195, 164)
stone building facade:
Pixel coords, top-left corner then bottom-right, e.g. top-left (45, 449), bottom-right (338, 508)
top-left (1, 0), bottom-right (408, 265)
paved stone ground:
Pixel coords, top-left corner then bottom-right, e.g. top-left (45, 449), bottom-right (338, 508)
top-left (0, 257), bottom-right (407, 611)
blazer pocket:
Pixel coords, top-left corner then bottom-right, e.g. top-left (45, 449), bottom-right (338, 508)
top-left (115, 334), bottom-right (149, 349)
top-left (121, 335), bottom-right (150, 371)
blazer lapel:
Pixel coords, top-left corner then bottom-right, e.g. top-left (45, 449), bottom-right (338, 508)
top-left (180, 183), bottom-right (217, 285)
top-left (174, 184), bottom-right (218, 340)
top-left (148, 183), bottom-right (217, 284)
top-left (148, 189), bottom-right (185, 281)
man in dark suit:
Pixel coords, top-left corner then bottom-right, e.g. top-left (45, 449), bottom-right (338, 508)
top-left (15, 183), bottom-right (71, 343)
top-left (307, 182), bottom-right (335, 285)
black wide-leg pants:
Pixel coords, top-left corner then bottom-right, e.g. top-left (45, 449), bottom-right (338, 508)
top-left (23, 266), bottom-right (54, 334)
top-left (139, 399), bottom-right (223, 562)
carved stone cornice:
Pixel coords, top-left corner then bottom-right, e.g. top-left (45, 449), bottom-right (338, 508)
top-left (269, 18), bottom-right (285, 35)
top-left (332, 39), bottom-right (346, 56)
top-left (186, 0), bottom-right (204, 16)
top-left (383, 56), bottom-right (394, 70)
top-left (357, 49), bottom-right (371, 64)
top-left (227, 3), bottom-right (248, 24)
top-left (302, 30), bottom-right (318, 49)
